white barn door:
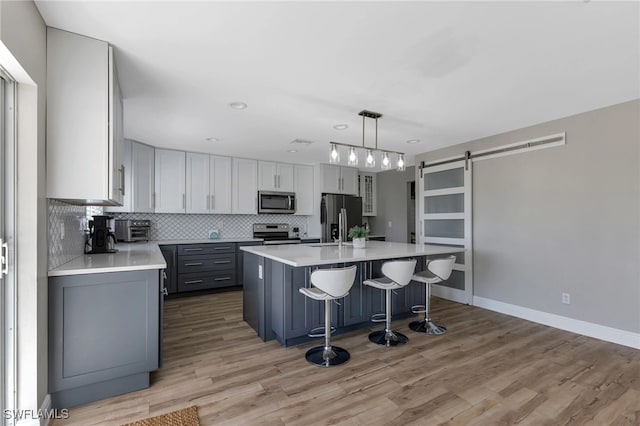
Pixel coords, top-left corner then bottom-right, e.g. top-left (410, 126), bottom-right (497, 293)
top-left (418, 160), bottom-right (473, 305)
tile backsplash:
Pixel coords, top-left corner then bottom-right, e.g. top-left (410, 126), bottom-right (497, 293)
top-left (111, 212), bottom-right (310, 241)
top-left (48, 200), bottom-right (87, 269)
top-left (48, 200), bottom-right (312, 269)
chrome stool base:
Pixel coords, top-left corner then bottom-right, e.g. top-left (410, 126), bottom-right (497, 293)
top-left (368, 330), bottom-right (408, 347)
top-left (409, 319), bottom-right (447, 335)
top-left (305, 345), bottom-right (350, 367)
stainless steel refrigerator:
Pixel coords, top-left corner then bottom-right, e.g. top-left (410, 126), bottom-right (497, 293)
top-left (320, 193), bottom-right (363, 243)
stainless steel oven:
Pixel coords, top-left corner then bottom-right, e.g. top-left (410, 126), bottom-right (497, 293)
top-left (253, 224), bottom-right (301, 244)
top-left (258, 191), bottom-right (296, 214)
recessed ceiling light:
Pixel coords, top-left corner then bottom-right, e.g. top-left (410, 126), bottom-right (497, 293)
top-left (205, 137), bottom-right (219, 142)
top-left (229, 102), bottom-right (248, 110)
top-left (287, 149), bottom-right (298, 153)
top-left (406, 139), bottom-right (421, 144)
top-left (333, 124), bottom-right (348, 130)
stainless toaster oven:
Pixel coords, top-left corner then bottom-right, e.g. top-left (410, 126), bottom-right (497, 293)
top-left (115, 219), bottom-right (151, 242)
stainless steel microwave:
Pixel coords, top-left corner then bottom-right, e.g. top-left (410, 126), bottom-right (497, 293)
top-left (258, 191), bottom-right (296, 214)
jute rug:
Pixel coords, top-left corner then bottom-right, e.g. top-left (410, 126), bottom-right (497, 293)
top-left (122, 406), bottom-right (200, 426)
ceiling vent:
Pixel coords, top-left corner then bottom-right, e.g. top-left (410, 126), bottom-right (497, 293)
top-left (290, 139), bottom-right (314, 146)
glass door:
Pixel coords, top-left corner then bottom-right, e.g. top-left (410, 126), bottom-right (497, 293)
top-left (418, 160), bottom-right (473, 305)
top-left (0, 72), bottom-right (16, 425)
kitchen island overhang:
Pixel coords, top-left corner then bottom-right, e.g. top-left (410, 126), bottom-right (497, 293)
top-left (241, 241), bottom-right (465, 347)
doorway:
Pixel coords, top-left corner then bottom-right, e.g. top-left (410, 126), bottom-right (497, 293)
top-left (406, 181), bottom-right (415, 243)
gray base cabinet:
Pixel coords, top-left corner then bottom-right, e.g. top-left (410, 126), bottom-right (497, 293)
top-left (49, 269), bottom-right (161, 408)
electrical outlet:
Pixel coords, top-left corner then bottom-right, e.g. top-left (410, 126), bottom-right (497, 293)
top-left (562, 293), bottom-right (570, 305)
top-left (60, 221), bottom-right (65, 240)
top-left (258, 264), bottom-right (263, 280)
top-left (388, 221), bottom-right (392, 228)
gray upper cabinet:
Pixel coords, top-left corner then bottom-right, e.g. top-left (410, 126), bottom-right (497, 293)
top-left (155, 149), bottom-right (186, 213)
top-left (46, 28), bottom-right (124, 205)
top-left (132, 142), bottom-right (155, 212)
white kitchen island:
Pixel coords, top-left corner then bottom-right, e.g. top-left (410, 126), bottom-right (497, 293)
top-left (241, 241), bottom-right (464, 346)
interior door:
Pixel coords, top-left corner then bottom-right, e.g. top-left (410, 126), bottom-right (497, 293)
top-left (418, 160), bottom-right (473, 305)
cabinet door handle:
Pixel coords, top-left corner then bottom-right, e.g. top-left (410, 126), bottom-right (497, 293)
top-left (184, 262), bottom-right (203, 266)
top-left (213, 246), bottom-right (231, 250)
top-left (274, 175), bottom-right (277, 189)
top-left (214, 277), bottom-right (231, 282)
top-left (184, 280), bottom-right (203, 285)
top-left (182, 193), bottom-right (186, 209)
top-left (183, 248), bottom-right (203, 252)
top-left (161, 287), bottom-right (168, 296)
top-left (211, 194), bottom-right (215, 210)
top-left (120, 165), bottom-right (126, 195)
top-left (206, 194), bottom-right (210, 210)
top-left (278, 175), bottom-right (281, 188)
top-left (152, 192), bottom-right (156, 209)
top-left (214, 260), bottom-right (231, 264)
top-left (0, 239), bottom-right (8, 277)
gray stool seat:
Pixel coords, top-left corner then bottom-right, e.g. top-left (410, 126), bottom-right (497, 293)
top-left (409, 255), bottom-right (456, 335)
top-left (298, 265), bottom-right (357, 367)
top-left (364, 259), bottom-right (417, 347)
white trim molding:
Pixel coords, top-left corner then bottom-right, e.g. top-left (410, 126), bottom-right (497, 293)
top-left (14, 394), bottom-right (52, 426)
top-left (473, 296), bottom-right (640, 350)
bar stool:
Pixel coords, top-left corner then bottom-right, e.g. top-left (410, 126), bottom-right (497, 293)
top-left (410, 255), bottom-right (456, 335)
top-left (299, 265), bottom-right (357, 367)
top-left (364, 259), bottom-right (417, 347)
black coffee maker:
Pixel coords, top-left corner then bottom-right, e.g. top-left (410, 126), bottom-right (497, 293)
top-left (86, 215), bottom-right (117, 254)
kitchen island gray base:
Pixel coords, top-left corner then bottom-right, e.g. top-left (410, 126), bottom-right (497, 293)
top-left (243, 254), bottom-right (427, 347)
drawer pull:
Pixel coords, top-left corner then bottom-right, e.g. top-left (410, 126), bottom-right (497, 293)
top-left (184, 280), bottom-right (204, 285)
top-left (183, 248), bottom-right (203, 252)
top-left (184, 262), bottom-right (203, 267)
top-left (214, 277), bottom-right (231, 281)
top-left (214, 246), bottom-right (231, 250)
top-left (214, 260), bottom-right (231, 264)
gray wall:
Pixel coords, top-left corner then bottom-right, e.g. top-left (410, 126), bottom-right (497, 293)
top-left (369, 166), bottom-right (415, 242)
top-left (0, 0), bottom-right (48, 412)
top-left (416, 100), bottom-right (640, 333)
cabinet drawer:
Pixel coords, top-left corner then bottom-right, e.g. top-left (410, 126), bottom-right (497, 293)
top-left (177, 254), bottom-right (235, 274)
top-left (177, 243), bottom-right (236, 255)
top-left (177, 271), bottom-right (237, 292)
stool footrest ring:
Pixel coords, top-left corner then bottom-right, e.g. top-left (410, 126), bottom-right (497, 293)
top-left (411, 304), bottom-right (426, 314)
top-left (308, 325), bottom-right (336, 338)
top-left (370, 313), bottom-right (387, 323)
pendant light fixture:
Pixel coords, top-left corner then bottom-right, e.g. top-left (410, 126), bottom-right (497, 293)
top-left (328, 109), bottom-right (405, 171)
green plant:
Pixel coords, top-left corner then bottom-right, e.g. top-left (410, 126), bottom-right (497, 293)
top-left (348, 225), bottom-right (369, 239)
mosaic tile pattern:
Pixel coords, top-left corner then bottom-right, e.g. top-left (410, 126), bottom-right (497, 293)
top-left (48, 200), bottom-right (87, 269)
top-left (111, 212), bottom-right (310, 241)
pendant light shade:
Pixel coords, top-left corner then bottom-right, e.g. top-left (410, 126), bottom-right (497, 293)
top-left (347, 146), bottom-right (358, 166)
top-left (396, 153), bottom-right (405, 171)
top-left (381, 151), bottom-right (391, 170)
top-left (329, 143), bottom-right (340, 164)
top-left (365, 149), bottom-right (375, 168)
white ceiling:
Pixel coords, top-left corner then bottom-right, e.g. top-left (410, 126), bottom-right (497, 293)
top-left (35, 1), bottom-right (639, 170)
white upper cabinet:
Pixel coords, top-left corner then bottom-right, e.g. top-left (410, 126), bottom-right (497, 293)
top-left (131, 142), bottom-right (155, 213)
top-left (186, 153), bottom-right (232, 214)
top-left (232, 158), bottom-right (258, 214)
top-left (210, 155), bottom-right (232, 214)
top-left (104, 140), bottom-right (132, 213)
top-left (319, 164), bottom-right (358, 195)
top-left (186, 152), bottom-right (210, 214)
top-left (154, 149), bottom-right (186, 213)
top-left (46, 28), bottom-right (124, 205)
top-left (258, 161), bottom-right (294, 192)
top-left (358, 172), bottom-right (377, 216)
top-left (294, 165), bottom-right (314, 216)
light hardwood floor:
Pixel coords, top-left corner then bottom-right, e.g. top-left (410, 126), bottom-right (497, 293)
top-left (54, 290), bottom-right (640, 425)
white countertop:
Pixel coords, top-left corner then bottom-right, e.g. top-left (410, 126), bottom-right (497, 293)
top-left (156, 238), bottom-right (263, 245)
top-left (48, 242), bottom-right (167, 277)
top-left (240, 241), bottom-right (464, 267)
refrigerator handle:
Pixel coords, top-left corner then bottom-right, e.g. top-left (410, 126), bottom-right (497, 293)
top-left (341, 207), bottom-right (348, 242)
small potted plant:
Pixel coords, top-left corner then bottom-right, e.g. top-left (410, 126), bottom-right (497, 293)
top-left (348, 225), bottom-right (369, 249)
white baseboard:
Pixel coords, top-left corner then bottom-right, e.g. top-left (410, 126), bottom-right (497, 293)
top-left (14, 394), bottom-right (52, 426)
top-left (473, 296), bottom-right (640, 350)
